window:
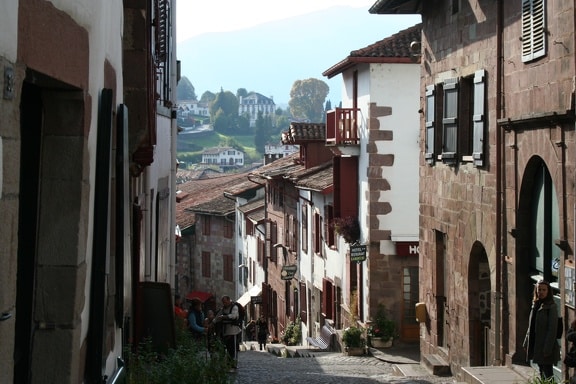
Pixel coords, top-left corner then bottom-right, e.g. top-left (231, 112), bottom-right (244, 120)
top-left (325, 205), bottom-right (335, 247)
top-left (425, 70), bottom-right (485, 167)
top-left (202, 216), bottom-right (211, 236)
top-left (313, 212), bottom-right (321, 254)
top-left (302, 205), bottom-right (308, 252)
top-left (224, 218), bottom-right (233, 238)
top-left (223, 254), bottom-right (233, 282)
top-left (246, 219), bottom-right (254, 236)
top-left (442, 78), bottom-right (458, 164)
top-left (521, 0), bottom-right (546, 62)
top-left (424, 85), bottom-right (436, 165)
top-left (202, 251), bottom-right (211, 277)
top-left (266, 220), bottom-right (278, 263)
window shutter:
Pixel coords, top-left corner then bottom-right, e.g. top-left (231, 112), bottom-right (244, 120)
top-left (299, 282), bottom-right (307, 324)
top-left (442, 78), bottom-right (458, 164)
top-left (425, 85), bottom-right (435, 165)
top-left (472, 70), bottom-right (486, 167)
top-left (521, 0), bottom-right (546, 62)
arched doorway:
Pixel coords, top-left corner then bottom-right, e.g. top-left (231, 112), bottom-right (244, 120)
top-left (468, 241), bottom-right (491, 366)
top-left (516, 157), bottom-right (561, 375)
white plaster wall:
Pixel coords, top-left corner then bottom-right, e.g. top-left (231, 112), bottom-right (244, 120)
top-left (297, 191), bottom-right (313, 287)
top-left (371, 63), bottom-right (420, 242)
top-left (0, 0), bottom-right (18, 61)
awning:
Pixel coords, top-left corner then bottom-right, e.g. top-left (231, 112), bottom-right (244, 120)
top-left (186, 291), bottom-right (214, 303)
top-left (236, 285), bottom-right (262, 307)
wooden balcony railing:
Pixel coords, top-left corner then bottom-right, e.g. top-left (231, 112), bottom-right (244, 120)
top-left (326, 108), bottom-right (359, 146)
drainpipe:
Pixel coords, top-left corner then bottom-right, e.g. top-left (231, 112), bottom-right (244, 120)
top-left (495, 0), bottom-right (504, 365)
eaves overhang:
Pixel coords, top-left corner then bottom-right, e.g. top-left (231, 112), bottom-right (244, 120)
top-left (323, 56), bottom-right (414, 79)
top-left (368, 0), bottom-right (423, 14)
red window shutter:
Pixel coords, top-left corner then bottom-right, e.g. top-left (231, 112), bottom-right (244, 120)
top-left (299, 282), bottom-right (307, 324)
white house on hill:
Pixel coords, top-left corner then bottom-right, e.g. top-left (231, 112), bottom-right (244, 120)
top-left (201, 147), bottom-right (245, 167)
top-left (238, 92), bottom-right (275, 127)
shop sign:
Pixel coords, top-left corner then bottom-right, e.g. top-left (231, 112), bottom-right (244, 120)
top-left (350, 244), bottom-right (367, 262)
top-left (281, 265), bottom-right (297, 280)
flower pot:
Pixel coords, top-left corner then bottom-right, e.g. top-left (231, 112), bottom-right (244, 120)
top-left (344, 346), bottom-right (365, 356)
top-left (370, 337), bottom-right (393, 348)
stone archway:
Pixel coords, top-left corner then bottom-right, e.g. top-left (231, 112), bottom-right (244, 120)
top-left (468, 241), bottom-right (491, 366)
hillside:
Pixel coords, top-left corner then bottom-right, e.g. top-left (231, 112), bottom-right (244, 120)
top-left (177, 7), bottom-right (421, 105)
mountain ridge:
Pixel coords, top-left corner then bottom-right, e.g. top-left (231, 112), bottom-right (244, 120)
top-left (177, 7), bottom-right (421, 106)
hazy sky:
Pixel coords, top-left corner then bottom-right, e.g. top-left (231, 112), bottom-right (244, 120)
top-left (176, 0), bottom-right (376, 42)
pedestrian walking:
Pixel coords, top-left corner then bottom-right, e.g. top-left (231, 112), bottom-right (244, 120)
top-left (523, 280), bottom-right (560, 381)
top-left (256, 315), bottom-right (269, 351)
top-left (213, 295), bottom-right (242, 372)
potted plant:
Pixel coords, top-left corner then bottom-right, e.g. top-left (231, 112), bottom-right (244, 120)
top-left (342, 326), bottom-right (365, 355)
top-left (368, 304), bottom-right (396, 348)
top-left (330, 216), bottom-right (361, 244)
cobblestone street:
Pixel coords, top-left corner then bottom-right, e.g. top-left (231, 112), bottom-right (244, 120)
top-left (232, 345), bottom-right (456, 384)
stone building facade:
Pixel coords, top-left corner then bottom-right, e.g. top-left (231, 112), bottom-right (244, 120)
top-left (0, 1), bottom-right (178, 382)
top-left (373, 0), bottom-right (576, 381)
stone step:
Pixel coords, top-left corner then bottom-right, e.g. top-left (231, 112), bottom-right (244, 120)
top-left (392, 363), bottom-right (431, 377)
top-left (422, 353), bottom-right (451, 376)
top-left (460, 366), bottom-right (532, 384)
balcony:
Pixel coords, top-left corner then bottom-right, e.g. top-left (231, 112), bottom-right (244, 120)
top-left (325, 108), bottom-right (360, 156)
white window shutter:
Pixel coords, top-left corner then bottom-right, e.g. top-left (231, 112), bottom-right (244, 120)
top-left (472, 70), bottom-right (486, 167)
top-left (425, 85), bottom-right (435, 165)
top-left (522, 0), bottom-right (546, 62)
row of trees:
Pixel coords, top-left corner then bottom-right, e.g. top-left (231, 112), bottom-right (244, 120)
top-left (177, 77), bottom-right (334, 153)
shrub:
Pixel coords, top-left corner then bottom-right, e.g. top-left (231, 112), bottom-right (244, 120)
top-left (281, 317), bottom-right (302, 346)
top-left (125, 326), bottom-right (230, 383)
top-left (342, 326), bottom-right (365, 348)
top-left (368, 304), bottom-right (396, 342)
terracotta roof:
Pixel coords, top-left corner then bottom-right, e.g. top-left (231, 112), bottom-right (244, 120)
top-left (293, 162), bottom-right (333, 193)
top-left (176, 168), bottom-right (222, 184)
top-left (282, 122), bottom-right (326, 144)
top-left (238, 198), bottom-right (266, 223)
top-left (251, 153), bottom-right (333, 193)
top-left (175, 173), bottom-right (250, 230)
top-left (202, 146), bottom-right (241, 155)
top-left (323, 23), bottom-right (422, 79)
top-left (249, 152), bottom-right (304, 179)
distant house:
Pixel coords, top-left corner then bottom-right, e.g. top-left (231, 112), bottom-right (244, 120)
top-left (178, 99), bottom-right (210, 117)
top-left (239, 92), bottom-right (276, 127)
top-left (201, 147), bottom-right (245, 167)
top-left (177, 100), bottom-right (210, 128)
top-left (264, 142), bottom-right (299, 164)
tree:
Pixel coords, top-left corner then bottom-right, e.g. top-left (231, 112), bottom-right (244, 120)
top-left (200, 91), bottom-right (216, 104)
top-left (236, 88), bottom-right (248, 99)
top-left (177, 76), bottom-right (196, 101)
top-left (254, 111), bottom-right (272, 153)
top-left (288, 78), bottom-right (329, 123)
top-left (209, 89), bottom-right (239, 119)
top-left (213, 108), bottom-right (231, 134)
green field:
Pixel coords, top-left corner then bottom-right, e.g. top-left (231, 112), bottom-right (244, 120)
top-left (177, 130), bottom-right (262, 167)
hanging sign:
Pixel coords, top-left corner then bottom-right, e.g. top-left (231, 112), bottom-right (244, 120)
top-left (350, 244), bottom-right (367, 262)
top-left (281, 265), bottom-right (297, 280)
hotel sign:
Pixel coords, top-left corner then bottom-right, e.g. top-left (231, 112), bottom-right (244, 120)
top-left (350, 244), bottom-right (367, 262)
top-left (396, 242), bottom-right (419, 256)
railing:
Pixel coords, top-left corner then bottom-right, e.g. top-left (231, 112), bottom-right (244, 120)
top-left (326, 108), bottom-right (359, 146)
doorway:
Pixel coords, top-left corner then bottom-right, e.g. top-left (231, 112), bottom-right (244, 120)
top-left (468, 242), bottom-right (491, 366)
